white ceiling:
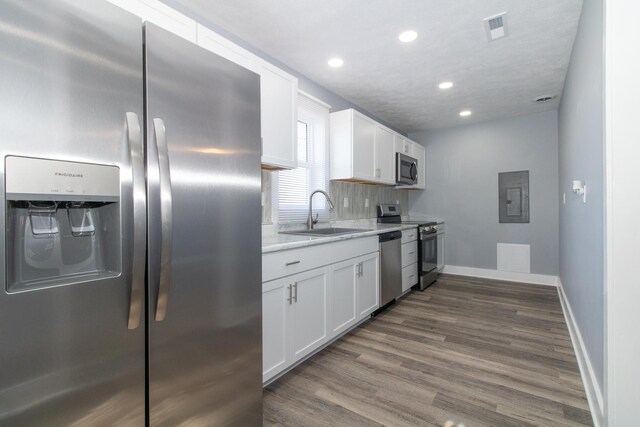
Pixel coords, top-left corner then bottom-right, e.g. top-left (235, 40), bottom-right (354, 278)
top-left (180, 0), bottom-right (583, 133)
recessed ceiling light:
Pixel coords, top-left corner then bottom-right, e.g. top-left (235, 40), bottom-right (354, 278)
top-left (398, 30), bottom-right (418, 43)
top-left (438, 81), bottom-right (454, 90)
top-left (328, 57), bottom-right (344, 68)
top-left (459, 110), bottom-right (472, 117)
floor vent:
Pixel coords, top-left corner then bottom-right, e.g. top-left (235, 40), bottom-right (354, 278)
top-left (484, 12), bottom-right (508, 41)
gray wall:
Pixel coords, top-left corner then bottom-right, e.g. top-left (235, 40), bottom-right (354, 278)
top-left (408, 110), bottom-right (559, 275)
top-left (163, 0), bottom-right (405, 134)
top-left (558, 0), bottom-right (604, 393)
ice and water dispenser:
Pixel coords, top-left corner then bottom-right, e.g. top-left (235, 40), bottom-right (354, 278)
top-left (5, 156), bottom-right (121, 292)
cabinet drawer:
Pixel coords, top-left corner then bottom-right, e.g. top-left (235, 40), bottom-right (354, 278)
top-left (401, 227), bottom-right (418, 244)
top-left (329, 236), bottom-right (378, 263)
top-left (263, 245), bottom-right (331, 282)
top-left (401, 241), bottom-right (418, 267)
top-left (402, 263), bottom-right (418, 292)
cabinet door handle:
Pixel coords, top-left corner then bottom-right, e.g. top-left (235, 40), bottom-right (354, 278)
top-left (287, 284), bottom-right (292, 305)
top-left (285, 260), bottom-right (300, 266)
top-left (293, 282), bottom-right (298, 303)
top-left (409, 251), bottom-right (415, 255)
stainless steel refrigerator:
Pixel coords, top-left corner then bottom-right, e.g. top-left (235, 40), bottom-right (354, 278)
top-left (0, 1), bottom-right (262, 425)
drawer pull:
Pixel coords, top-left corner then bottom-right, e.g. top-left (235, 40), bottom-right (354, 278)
top-left (285, 260), bottom-right (301, 266)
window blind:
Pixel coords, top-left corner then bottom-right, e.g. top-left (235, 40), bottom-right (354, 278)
top-left (278, 93), bottom-right (330, 223)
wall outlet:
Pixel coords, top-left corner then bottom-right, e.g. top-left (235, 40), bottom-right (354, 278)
top-left (396, 199), bottom-right (400, 205)
top-left (343, 197), bottom-right (349, 208)
top-left (365, 198), bottom-right (369, 208)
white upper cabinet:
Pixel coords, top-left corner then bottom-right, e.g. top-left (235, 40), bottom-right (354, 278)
top-left (106, 0), bottom-right (197, 42)
top-left (196, 28), bottom-right (298, 170)
top-left (351, 113), bottom-right (377, 181)
top-left (375, 126), bottom-right (396, 184)
top-left (256, 59), bottom-right (298, 170)
top-left (330, 109), bottom-right (396, 185)
top-left (196, 24), bottom-right (254, 70)
top-left (394, 135), bottom-right (413, 156)
top-left (110, 1), bottom-right (298, 171)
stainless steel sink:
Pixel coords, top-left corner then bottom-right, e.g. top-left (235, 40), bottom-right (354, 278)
top-left (279, 227), bottom-right (370, 237)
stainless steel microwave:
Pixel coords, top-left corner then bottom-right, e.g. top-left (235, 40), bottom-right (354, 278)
top-left (396, 153), bottom-right (418, 185)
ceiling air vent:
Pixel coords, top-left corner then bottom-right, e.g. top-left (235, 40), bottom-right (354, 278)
top-left (533, 95), bottom-right (558, 104)
top-left (484, 12), bottom-right (508, 41)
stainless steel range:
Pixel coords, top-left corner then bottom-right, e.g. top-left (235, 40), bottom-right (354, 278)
top-left (377, 204), bottom-right (439, 290)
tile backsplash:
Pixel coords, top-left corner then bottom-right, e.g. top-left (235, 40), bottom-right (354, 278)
top-left (262, 171), bottom-right (408, 224)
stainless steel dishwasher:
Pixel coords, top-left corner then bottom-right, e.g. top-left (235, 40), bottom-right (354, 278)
top-left (378, 230), bottom-right (403, 309)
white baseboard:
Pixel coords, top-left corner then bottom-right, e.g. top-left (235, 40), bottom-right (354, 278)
top-left (557, 279), bottom-right (604, 427)
top-left (442, 265), bottom-right (558, 286)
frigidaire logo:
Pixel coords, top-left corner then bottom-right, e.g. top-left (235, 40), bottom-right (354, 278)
top-left (55, 172), bottom-right (84, 178)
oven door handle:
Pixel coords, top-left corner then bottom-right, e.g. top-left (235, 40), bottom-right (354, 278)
top-left (420, 231), bottom-right (438, 240)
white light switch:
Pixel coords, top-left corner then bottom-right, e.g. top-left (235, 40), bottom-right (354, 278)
top-left (365, 198), bottom-right (369, 208)
top-left (343, 197), bottom-right (349, 208)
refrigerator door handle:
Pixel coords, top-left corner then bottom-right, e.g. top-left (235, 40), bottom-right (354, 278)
top-left (153, 118), bottom-right (173, 321)
top-left (126, 112), bottom-right (146, 330)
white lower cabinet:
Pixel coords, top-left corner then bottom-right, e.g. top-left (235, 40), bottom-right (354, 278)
top-left (262, 278), bottom-right (288, 381)
top-left (357, 253), bottom-right (380, 319)
top-left (262, 237), bottom-right (379, 383)
top-left (329, 260), bottom-right (358, 336)
top-left (262, 267), bottom-right (328, 383)
top-left (289, 268), bottom-right (329, 361)
top-left (402, 264), bottom-right (418, 293)
top-left (329, 251), bottom-right (380, 337)
top-left (401, 227), bottom-right (419, 292)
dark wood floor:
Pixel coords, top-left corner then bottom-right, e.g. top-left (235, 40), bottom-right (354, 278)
top-left (263, 274), bottom-right (592, 427)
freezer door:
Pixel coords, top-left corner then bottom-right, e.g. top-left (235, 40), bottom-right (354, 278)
top-left (0, 1), bottom-right (145, 425)
top-left (145, 24), bottom-right (263, 426)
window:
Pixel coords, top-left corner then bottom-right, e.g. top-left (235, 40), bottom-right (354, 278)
top-left (277, 93), bottom-right (330, 223)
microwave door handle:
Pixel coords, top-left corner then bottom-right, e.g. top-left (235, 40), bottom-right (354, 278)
top-left (126, 112), bottom-right (146, 330)
top-left (153, 118), bottom-right (173, 322)
top-left (410, 162), bottom-right (418, 182)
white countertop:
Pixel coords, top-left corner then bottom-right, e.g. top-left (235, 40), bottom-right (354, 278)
top-left (407, 216), bottom-right (445, 224)
top-left (262, 222), bottom-right (419, 254)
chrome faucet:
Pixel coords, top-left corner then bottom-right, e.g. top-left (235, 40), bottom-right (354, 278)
top-left (307, 190), bottom-right (335, 230)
